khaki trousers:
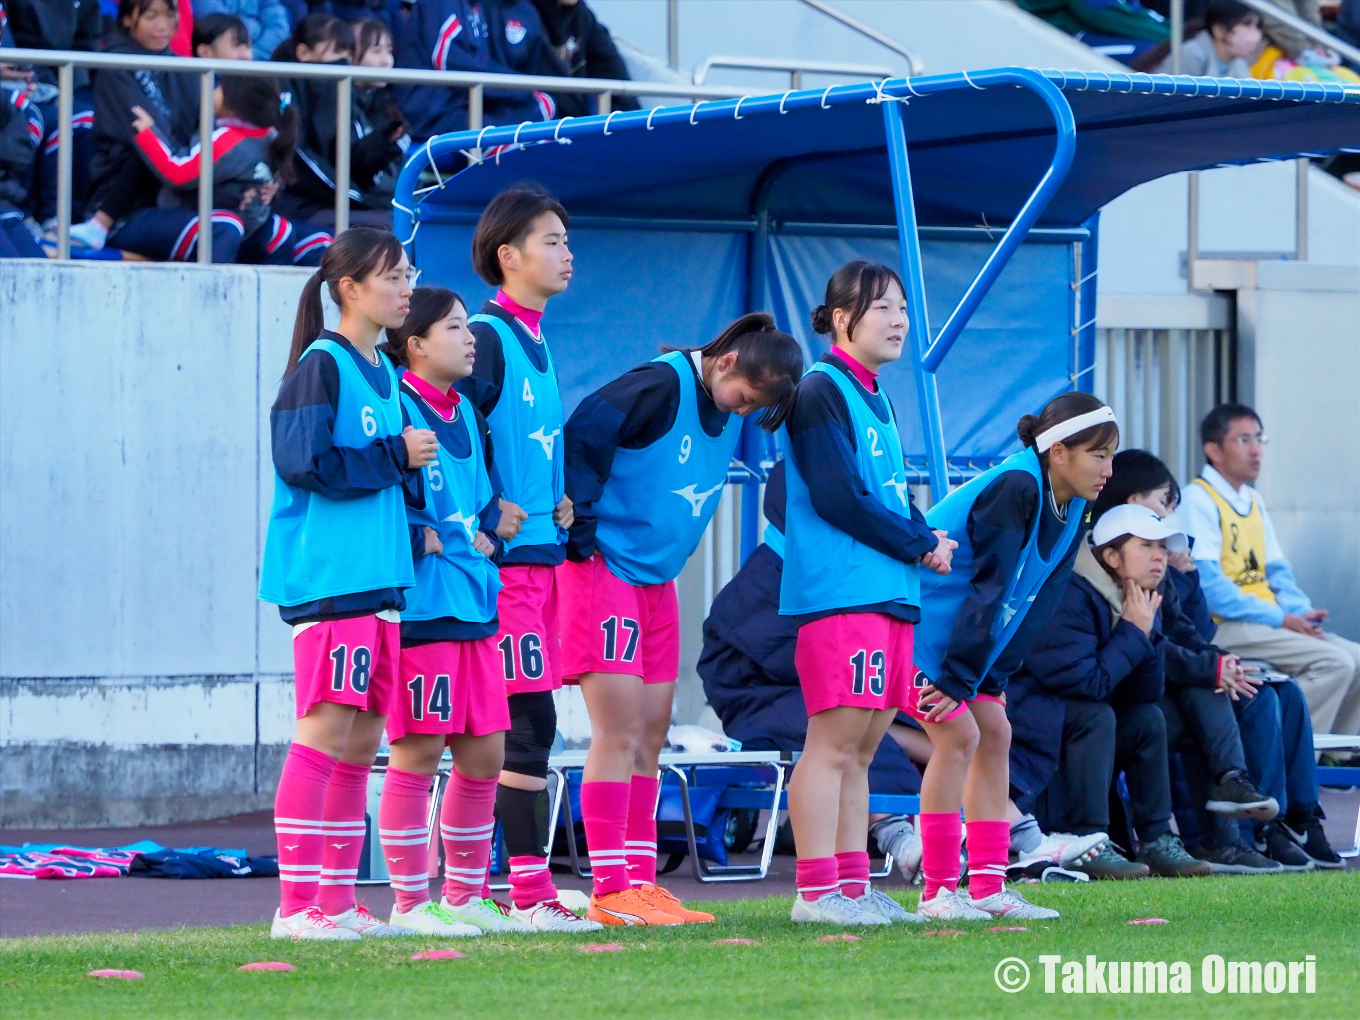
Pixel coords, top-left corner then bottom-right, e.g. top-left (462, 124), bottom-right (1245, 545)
top-left (1214, 622), bottom-right (1360, 735)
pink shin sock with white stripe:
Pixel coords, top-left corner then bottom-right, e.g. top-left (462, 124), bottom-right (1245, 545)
top-left (580, 781), bottom-right (631, 896)
top-left (439, 770), bottom-right (498, 906)
top-left (625, 773), bottom-right (659, 887)
top-left (508, 855), bottom-right (556, 909)
top-left (795, 857), bottom-right (839, 902)
top-left (920, 811), bottom-right (964, 901)
top-left (378, 767), bottom-right (434, 912)
top-left (964, 819), bottom-right (1011, 900)
top-left (836, 850), bottom-right (871, 900)
top-left (273, 743), bottom-right (339, 917)
top-left (316, 761), bottom-right (371, 917)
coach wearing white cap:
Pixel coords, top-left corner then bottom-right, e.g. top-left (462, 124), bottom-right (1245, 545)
top-left (1181, 404), bottom-right (1360, 736)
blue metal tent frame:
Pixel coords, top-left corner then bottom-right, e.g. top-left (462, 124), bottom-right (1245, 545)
top-left (394, 68), bottom-right (1359, 559)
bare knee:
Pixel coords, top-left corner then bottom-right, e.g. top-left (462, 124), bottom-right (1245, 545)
top-left (930, 715), bottom-right (980, 764)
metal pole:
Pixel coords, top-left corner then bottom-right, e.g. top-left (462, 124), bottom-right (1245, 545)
top-left (790, 69), bottom-right (803, 90)
top-left (55, 63), bottom-right (74, 260)
top-left (1187, 170), bottom-right (1200, 288)
top-left (667, 0), bottom-right (679, 70)
top-left (597, 91), bottom-right (611, 116)
top-left (468, 84), bottom-right (483, 161)
top-left (883, 100), bottom-right (949, 502)
top-left (198, 70), bottom-right (214, 265)
top-left (335, 76), bottom-right (351, 235)
top-left (1169, 0), bottom-right (1184, 74)
top-left (1295, 158), bottom-right (1309, 261)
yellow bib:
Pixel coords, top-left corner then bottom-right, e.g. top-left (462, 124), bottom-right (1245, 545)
top-left (1192, 478), bottom-right (1276, 606)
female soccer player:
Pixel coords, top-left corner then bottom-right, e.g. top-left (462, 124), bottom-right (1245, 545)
top-left (910, 391), bottom-right (1120, 920)
top-left (259, 227), bottom-right (436, 940)
top-left (376, 286), bottom-right (539, 936)
top-left (782, 261), bottom-right (954, 925)
top-left (562, 313), bottom-right (804, 926)
top-left (456, 184), bottom-right (601, 931)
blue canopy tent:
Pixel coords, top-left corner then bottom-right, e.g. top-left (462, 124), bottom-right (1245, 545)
top-left (394, 68), bottom-right (1360, 560)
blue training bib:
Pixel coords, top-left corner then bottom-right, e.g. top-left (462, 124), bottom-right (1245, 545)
top-left (260, 339), bottom-right (414, 606)
top-left (594, 351), bottom-right (742, 586)
top-left (400, 392), bottom-right (501, 624)
top-left (780, 362), bottom-right (920, 616)
top-left (471, 314), bottom-right (566, 552)
top-left (912, 448), bottom-right (1086, 692)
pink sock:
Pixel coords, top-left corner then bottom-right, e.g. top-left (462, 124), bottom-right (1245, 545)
top-left (273, 743), bottom-right (338, 917)
top-left (439, 770), bottom-right (498, 906)
top-left (315, 761), bottom-right (370, 917)
top-left (580, 780), bottom-right (631, 896)
top-left (965, 819), bottom-right (1011, 900)
top-left (795, 857), bottom-right (839, 902)
top-left (920, 811), bottom-right (963, 900)
top-left (625, 774), bottom-right (659, 887)
top-left (836, 850), bottom-right (871, 900)
top-left (509, 855), bottom-right (557, 909)
top-left (378, 767), bottom-right (434, 913)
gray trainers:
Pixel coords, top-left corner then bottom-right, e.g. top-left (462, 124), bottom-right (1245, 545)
top-left (871, 815), bottom-right (923, 885)
top-left (1136, 833), bottom-right (1213, 877)
top-left (1069, 840), bottom-right (1150, 880)
top-left (1198, 841), bottom-right (1285, 875)
top-left (856, 888), bottom-right (926, 924)
top-left (790, 891), bottom-right (891, 926)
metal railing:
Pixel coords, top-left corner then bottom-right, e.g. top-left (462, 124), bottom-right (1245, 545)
top-left (797, 0), bottom-right (925, 77)
top-left (0, 46), bottom-right (752, 263)
top-left (692, 54), bottom-right (895, 87)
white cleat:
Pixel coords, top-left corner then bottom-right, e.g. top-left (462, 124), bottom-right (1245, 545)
top-left (856, 888), bottom-right (926, 924)
top-left (968, 888), bottom-right (1060, 920)
top-left (440, 896), bottom-right (537, 933)
top-left (916, 887), bottom-right (991, 921)
top-left (510, 898), bottom-right (605, 932)
top-left (270, 906), bottom-right (361, 941)
top-left (1017, 831), bottom-right (1107, 870)
top-left (391, 900), bottom-right (483, 937)
top-left (790, 891), bottom-right (891, 926)
top-left (326, 904), bottom-right (418, 937)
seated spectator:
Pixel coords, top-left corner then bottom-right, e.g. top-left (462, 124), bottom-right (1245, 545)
top-left (1183, 404), bottom-right (1360, 736)
top-left (1257, 0), bottom-right (1334, 62)
top-left (393, 0), bottom-right (576, 142)
top-left (1153, 0), bottom-right (1262, 76)
top-left (106, 75), bottom-right (331, 265)
top-left (529, 0), bottom-right (640, 112)
top-left (75, 0), bottom-right (202, 253)
top-left (348, 17), bottom-right (411, 212)
top-left (0, 71), bottom-right (47, 258)
top-left (193, 12), bottom-right (254, 58)
top-left (192, 0), bottom-right (288, 60)
top-left (2, 0), bottom-right (101, 228)
top-left (1009, 506), bottom-right (1214, 879)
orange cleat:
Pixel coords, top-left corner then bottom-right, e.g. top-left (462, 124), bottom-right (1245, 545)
top-left (586, 887), bottom-right (685, 926)
top-left (639, 884), bottom-right (716, 923)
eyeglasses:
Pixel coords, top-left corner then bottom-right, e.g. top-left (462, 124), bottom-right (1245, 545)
top-left (1225, 433), bottom-right (1268, 447)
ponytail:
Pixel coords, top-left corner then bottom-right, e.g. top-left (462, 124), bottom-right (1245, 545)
top-left (219, 75), bottom-right (297, 185)
top-left (669, 312), bottom-right (804, 431)
top-left (284, 226), bottom-right (405, 376)
top-left (1017, 391), bottom-right (1120, 462)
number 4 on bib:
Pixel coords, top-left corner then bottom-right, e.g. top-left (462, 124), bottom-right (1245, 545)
top-left (522, 378), bottom-right (535, 407)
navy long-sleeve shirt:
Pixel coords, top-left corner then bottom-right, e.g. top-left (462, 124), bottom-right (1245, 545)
top-left (784, 353), bottom-right (938, 624)
top-left (270, 331), bottom-right (423, 624)
top-left (456, 300), bottom-right (562, 567)
top-left (563, 349), bottom-right (727, 562)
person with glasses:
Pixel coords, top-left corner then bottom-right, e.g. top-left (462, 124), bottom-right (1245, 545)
top-left (1182, 404), bottom-right (1360, 738)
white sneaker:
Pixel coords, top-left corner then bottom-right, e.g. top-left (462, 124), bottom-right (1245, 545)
top-left (855, 888), bottom-right (926, 924)
top-left (872, 816), bottom-right (923, 885)
top-left (1017, 831), bottom-right (1107, 870)
top-left (68, 218), bottom-right (109, 251)
top-left (790, 891), bottom-right (891, 926)
top-left (510, 898), bottom-right (605, 932)
top-left (326, 903), bottom-right (417, 937)
top-left (968, 887), bottom-right (1060, 920)
top-left (391, 899), bottom-right (483, 937)
top-left (440, 896), bottom-right (536, 933)
top-left (916, 887), bottom-right (991, 921)
top-left (270, 906), bottom-right (361, 941)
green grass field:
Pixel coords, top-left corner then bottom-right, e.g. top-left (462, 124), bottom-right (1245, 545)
top-left (3, 873), bottom-right (1358, 1020)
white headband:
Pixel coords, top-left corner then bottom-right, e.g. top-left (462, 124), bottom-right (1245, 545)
top-left (1035, 406), bottom-right (1117, 453)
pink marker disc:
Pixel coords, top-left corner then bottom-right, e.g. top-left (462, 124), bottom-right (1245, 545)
top-left (714, 938), bottom-right (759, 945)
top-left (989, 926), bottom-right (1029, 932)
top-left (410, 950), bottom-right (466, 961)
top-left (817, 934), bottom-right (862, 942)
top-left (580, 944), bottom-right (624, 952)
top-left (922, 929), bottom-right (965, 937)
top-left (237, 962), bottom-right (295, 972)
top-left (86, 970), bottom-right (144, 980)
top-left (1128, 918), bottom-right (1169, 925)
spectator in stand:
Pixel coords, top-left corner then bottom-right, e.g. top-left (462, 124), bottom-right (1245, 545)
top-left (1, 0), bottom-right (100, 229)
top-left (330, 0), bottom-right (394, 30)
top-left (192, 12), bottom-right (253, 58)
top-left (1008, 506), bottom-right (1215, 880)
top-left (74, 0), bottom-right (200, 252)
top-left (1257, 0), bottom-right (1336, 60)
top-left (1183, 404), bottom-right (1360, 737)
top-left (169, 0), bottom-right (194, 55)
top-left (529, 0), bottom-right (639, 112)
top-left (347, 17), bottom-right (409, 212)
top-left (1153, 0), bottom-right (1262, 77)
top-left (193, 0), bottom-right (289, 60)
top-left (393, 0), bottom-right (576, 142)
top-left (0, 36), bottom-right (47, 258)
